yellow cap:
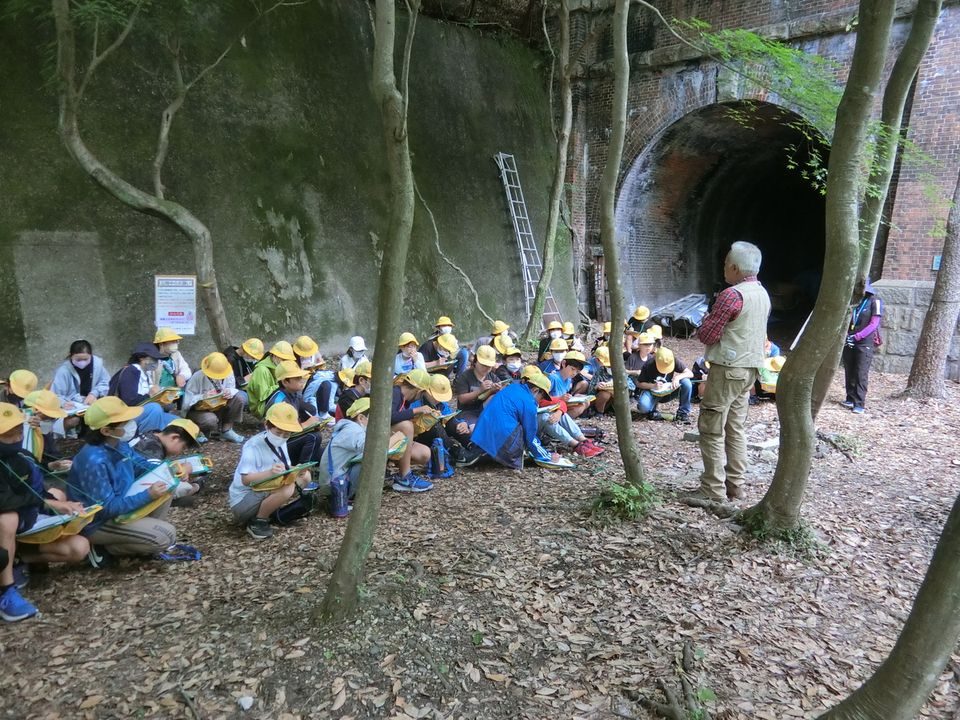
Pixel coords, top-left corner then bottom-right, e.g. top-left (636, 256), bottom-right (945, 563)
top-left (165, 418), bottom-right (201, 442)
top-left (546, 321), bottom-right (563, 331)
top-left (0, 403), bottom-right (25, 434)
top-left (337, 368), bottom-right (355, 387)
top-left (8, 370), bottom-right (38, 399)
top-left (504, 344), bottom-right (523, 357)
top-left (400, 368), bottom-right (432, 391)
top-left (632, 306), bottom-right (650, 322)
top-left (353, 359), bottom-right (372, 379)
top-left (265, 402), bottom-right (301, 433)
top-left (437, 333), bottom-right (459, 354)
top-left (520, 365), bottom-right (543, 381)
top-left (594, 346), bottom-right (611, 368)
top-left (274, 360), bottom-right (309, 382)
top-left (346, 397), bottom-right (371, 418)
top-left (491, 320), bottom-right (510, 336)
top-left (269, 340), bottom-right (296, 361)
top-left (764, 355), bottom-right (786, 372)
top-left (565, 350), bottom-right (586, 364)
top-left (435, 316), bottom-right (454, 328)
top-left (85, 397), bottom-right (143, 430)
top-left (602, 322), bottom-right (612, 334)
top-left (647, 324), bottom-right (663, 339)
top-left (655, 347), bottom-right (675, 374)
top-left (475, 345), bottom-right (497, 367)
top-left (398, 332), bottom-right (419, 348)
top-left (201, 352), bottom-right (233, 380)
top-left (293, 335), bottom-right (319, 358)
top-left (637, 332), bottom-right (654, 345)
top-left (241, 338), bottom-right (266, 361)
top-left (24, 390), bottom-right (67, 419)
top-left (428, 375), bottom-right (453, 403)
top-left (154, 327), bottom-right (183, 344)
top-left (493, 334), bottom-right (514, 356)
top-left (526, 370), bottom-right (551, 393)
top-left (548, 338), bottom-right (567, 352)
top-left (562, 321), bottom-right (575, 335)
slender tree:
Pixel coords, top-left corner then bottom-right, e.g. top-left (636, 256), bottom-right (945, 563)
top-left (739, 0), bottom-right (897, 534)
top-left (318, 0), bottom-right (421, 622)
top-left (598, 0), bottom-right (645, 487)
top-left (904, 168), bottom-right (960, 398)
top-left (817, 489), bottom-right (960, 719)
top-left (521, 0), bottom-right (572, 343)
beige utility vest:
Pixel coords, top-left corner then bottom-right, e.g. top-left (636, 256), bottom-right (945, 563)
top-left (705, 280), bottom-right (771, 368)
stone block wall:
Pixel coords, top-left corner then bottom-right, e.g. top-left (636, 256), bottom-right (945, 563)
top-left (871, 279), bottom-right (960, 380)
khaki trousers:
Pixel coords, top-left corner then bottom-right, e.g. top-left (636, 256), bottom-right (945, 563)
top-left (88, 499), bottom-right (175, 557)
top-left (697, 364), bottom-right (756, 500)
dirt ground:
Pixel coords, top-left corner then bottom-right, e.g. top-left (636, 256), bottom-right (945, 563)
top-left (2, 344), bottom-right (959, 720)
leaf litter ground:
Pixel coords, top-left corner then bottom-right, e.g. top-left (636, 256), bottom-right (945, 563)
top-left (2, 349), bottom-right (959, 719)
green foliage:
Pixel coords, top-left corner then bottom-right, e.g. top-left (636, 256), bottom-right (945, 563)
top-left (737, 510), bottom-right (826, 558)
top-left (589, 480), bottom-right (659, 523)
top-left (470, 631), bottom-right (484, 646)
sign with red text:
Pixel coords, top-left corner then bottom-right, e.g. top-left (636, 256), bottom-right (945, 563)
top-left (154, 275), bottom-right (197, 335)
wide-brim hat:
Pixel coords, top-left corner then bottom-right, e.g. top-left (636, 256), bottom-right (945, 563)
top-left (548, 338), bottom-right (567, 352)
top-left (337, 368), bottom-right (356, 387)
top-left (632, 306), bottom-right (650, 322)
top-left (269, 341), bottom-right (296, 361)
top-left (165, 418), bottom-right (201, 446)
top-left (241, 338), bottom-right (266, 360)
top-left (274, 360), bottom-right (309, 382)
top-left (594, 347), bottom-right (611, 368)
top-left (293, 335), bottom-right (319, 358)
top-left (428, 375), bottom-right (453, 403)
top-left (201, 352), bottom-right (234, 380)
top-left (353, 360), bottom-right (372, 379)
top-left (475, 345), bottom-right (497, 367)
top-left (0, 402), bottom-right (26, 434)
top-left (24, 390), bottom-right (67, 419)
top-left (347, 397), bottom-right (371, 418)
top-left (491, 320), bottom-right (510, 336)
top-left (85, 397), bottom-right (143, 430)
top-left (349, 336), bottom-right (367, 352)
top-left (565, 350), bottom-right (586, 366)
top-left (265, 402), bottom-right (302, 432)
top-left (401, 368), bottom-right (432, 391)
top-left (764, 355), bottom-right (786, 372)
top-left (493, 334), bottom-right (514, 356)
top-left (655, 348), bottom-right (675, 374)
top-left (8, 369), bottom-right (38, 399)
top-left (437, 333), bottom-right (459, 354)
top-left (526, 371), bottom-right (551, 393)
top-left (435, 315), bottom-right (454, 328)
top-left (546, 321), bottom-right (563, 332)
top-left (398, 332), bottom-right (419, 348)
top-left (154, 327), bottom-right (183, 344)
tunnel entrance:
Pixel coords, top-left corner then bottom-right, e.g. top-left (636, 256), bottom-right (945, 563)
top-left (614, 101), bottom-right (828, 340)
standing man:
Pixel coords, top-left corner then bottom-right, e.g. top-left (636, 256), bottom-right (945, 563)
top-left (693, 242), bottom-right (771, 502)
top-left (842, 278), bottom-right (883, 414)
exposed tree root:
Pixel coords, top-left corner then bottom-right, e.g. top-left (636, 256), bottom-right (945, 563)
top-left (816, 431), bottom-right (857, 463)
top-left (629, 640), bottom-right (711, 720)
top-left (676, 494), bottom-right (738, 519)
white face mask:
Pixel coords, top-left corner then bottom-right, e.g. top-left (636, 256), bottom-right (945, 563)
top-left (39, 419), bottom-right (55, 435)
top-left (267, 428), bottom-right (288, 443)
top-left (439, 326), bottom-right (453, 335)
top-left (549, 330), bottom-right (562, 340)
top-left (552, 353), bottom-right (566, 363)
top-left (506, 361), bottom-right (522, 372)
top-left (402, 346), bottom-right (417, 359)
top-left (163, 343), bottom-right (179, 354)
top-left (113, 420), bottom-right (137, 443)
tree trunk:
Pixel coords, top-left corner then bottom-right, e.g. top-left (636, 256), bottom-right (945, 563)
top-left (818, 490), bottom-right (960, 720)
top-left (598, 0), bottom-right (645, 487)
top-left (51, 0), bottom-right (232, 349)
top-left (522, 0), bottom-right (572, 343)
top-left (741, 0), bottom-right (897, 535)
top-left (905, 169), bottom-right (960, 398)
top-left (317, 0), bottom-right (420, 623)
top-left (810, 334), bottom-right (845, 420)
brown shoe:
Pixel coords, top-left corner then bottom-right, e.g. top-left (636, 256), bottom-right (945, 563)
top-left (726, 486), bottom-right (745, 501)
top-left (681, 489), bottom-right (727, 504)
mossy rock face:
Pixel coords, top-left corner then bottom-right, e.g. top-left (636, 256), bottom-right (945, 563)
top-left (0, 2), bottom-right (574, 378)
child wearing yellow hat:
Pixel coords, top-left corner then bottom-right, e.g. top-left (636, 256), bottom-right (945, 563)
top-left (0, 370), bottom-right (38, 408)
top-left (336, 361), bottom-right (369, 420)
top-left (264, 361), bottom-right (324, 466)
top-left (317, 398), bottom-right (372, 517)
top-left (223, 338), bottom-right (265, 403)
top-left (183, 352), bottom-right (246, 443)
top-left (21, 390), bottom-right (69, 468)
top-left (246, 341), bottom-right (296, 419)
top-left (626, 305), bottom-right (653, 334)
top-left (636, 347), bottom-right (694, 423)
top-left (394, 332), bottom-right (427, 377)
top-left (537, 320), bottom-right (566, 361)
top-left (539, 338), bottom-right (568, 374)
top-left (152, 328), bottom-right (191, 390)
top-left (229, 403), bottom-right (313, 540)
top-left (388, 370), bottom-right (435, 493)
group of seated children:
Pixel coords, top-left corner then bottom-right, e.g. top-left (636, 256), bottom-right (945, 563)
top-left (2, 306), bottom-right (787, 620)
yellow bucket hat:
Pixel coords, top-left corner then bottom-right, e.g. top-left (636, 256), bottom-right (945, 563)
top-left (565, 350), bottom-right (586, 365)
top-left (265, 402), bottom-right (301, 433)
top-left (491, 320), bottom-right (510, 336)
top-left (85, 397), bottom-right (143, 430)
top-left (546, 320), bottom-right (563, 331)
top-left (637, 332), bottom-right (655, 345)
top-left (594, 346), bottom-right (611, 368)
top-left (353, 360), bottom-right (372, 379)
top-left (655, 347), bottom-right (675, 374)
top-left (562, 321), bottom-right (575, 335)
top-left (346, 397), bottom-right (371, 418)
top-left (632, 306), bottom-right (650, 322)
top-left (293, 335), bottom-right (319, 358)
top-left (493, 334), bottom-right (514, 356)
top-left (337, 368), bottom-right (356, 387)
top-left (398, 332), bottom-right (419, 348)
top-left (0, 402), bottom-right (25, 434)
top-left (437, 333), bottom-right (459, 354)
top-left (241, 337), bottom-right (266, 361)
top-left (24, 390), bottom-right (67, 419)
top-left (520, 365), bottom-right (543, 381)
top-left (401, 368), bottom-right (432, 391)
top-left (647, 324), bottom-right (663, 339)
top-left (548, 338), bottom-right (567, 352)
top-left (201, 352), bottom-right (233, 380)
top-left (269, 340), bottom-right (296, 361)
top-left (524, 369), bottom-right (551, 393)
top-left (428, 375), bottom-right (453, 403)
top-left (274, 360), bottom-right (309, 382)
top-left (602, 322), bottom-right (612, 334)
top-left (475, 345), bottom-right (497, 367)
top-left (165, 418), bottom-right (201, 443)
top-left (154, 327), bottom-right (183, 344)
top-left (8, 369), bottom-right (38, 399)
top-left (435, 315), bottom-right (454, 328)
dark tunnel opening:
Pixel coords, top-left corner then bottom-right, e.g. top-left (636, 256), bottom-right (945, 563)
top-left (614, 101), bottom-right (828, 344)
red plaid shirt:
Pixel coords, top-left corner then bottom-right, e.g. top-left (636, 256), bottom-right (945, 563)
top-left (697, 277), bottom-right (758, 347)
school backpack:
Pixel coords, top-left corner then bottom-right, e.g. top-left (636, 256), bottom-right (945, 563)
top-left (269, 485), bottom-right (319, 526)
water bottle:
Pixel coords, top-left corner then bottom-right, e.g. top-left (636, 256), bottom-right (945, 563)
top-left (329, 474), bottom-right (349, 518)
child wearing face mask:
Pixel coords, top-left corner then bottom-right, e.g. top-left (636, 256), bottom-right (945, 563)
top-left (539, 338), bottom-right (568, 374)
top-left (21, 390), bottom-right (71, 470)
top-left (50, 340), bottom-right (111, 427)
top-left (537, 321), bottom-right (565, 362)
top-left (223, 338), bottom-right (265, 404)
top-left (67, 397), bottom-right (179, 564)
top-left (264, 361), bottom-right (324, 466)
top-left (495, 346), bottom-right (524, 382)
top-left (152, 328), bottom-right (191, 390)
top-left (336, 361), bottom-right (370, 420)
top-left (229, 402), bottom-right (313, 540)
top-left (339, 337), bottom-right (368, 371)
top-left (394, 333), bottom-right (427, 377)
top-left (108, 343), bottom-right (180, 434)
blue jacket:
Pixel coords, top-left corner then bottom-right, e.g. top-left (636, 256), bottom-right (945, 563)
top-left (67, 442), bottom-right (156, 531)
top-left (470, 383), bottom-right (550, 469)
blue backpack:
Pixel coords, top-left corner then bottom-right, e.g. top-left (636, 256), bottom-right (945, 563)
top-left (426, 437), bottom-right (454, 479)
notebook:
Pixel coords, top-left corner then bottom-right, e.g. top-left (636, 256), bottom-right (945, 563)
top-left (139, 388), bottom-right (183, 406)
top-left (250, 461), bottom-right (318, 491)
top-left (125, 461), bottom-right (180, 497)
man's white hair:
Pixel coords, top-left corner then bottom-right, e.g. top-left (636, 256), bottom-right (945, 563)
top-left (727, 241), bottom-right (762, 276)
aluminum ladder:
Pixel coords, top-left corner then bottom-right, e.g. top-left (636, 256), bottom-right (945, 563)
top-left (494, 152), bottom-right (562, 327)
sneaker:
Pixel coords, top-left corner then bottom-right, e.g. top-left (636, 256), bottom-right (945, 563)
top-left (456, 443), bottom-right (485, 468)
top-left (392, 473), bottom-right (433, 493)
top-left (385, 472), bottom-right (402, 487)
top-left (196, 433), bottom-right (209, 445)
top-left (12, 562), bottom-right (28, 590)
top-left (674, 412), bottom-right (692, 425)
top-left (852, 406), bottom-right (865, 414)
top-left (647, 410), bottom-right (664, 421)
top-left (87, 545), bottom-right (114, 569)
top-left (0, 585), bottom-right (38, 623)
top-left (221, 428), bottom-right (245, 444)
top-left (574, 440), bottom-right (604, 458)
top-left (748, 395), bottom-right (759, 406)
top-left (246, 518), bottom-right (274, 540)
top-left (840, 400), bottom-right (855, 409)
top-left (726, 485), bottom-right (745, 501)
